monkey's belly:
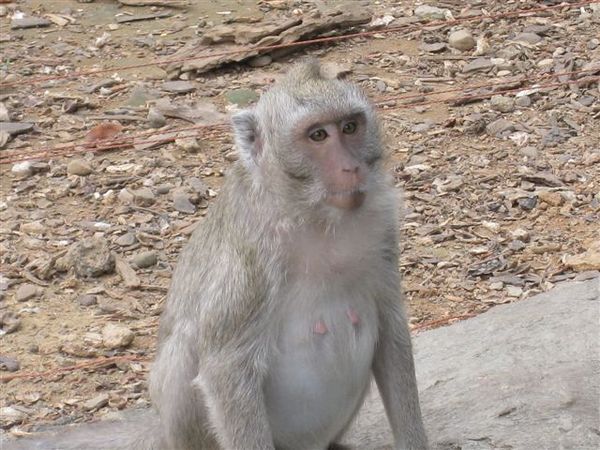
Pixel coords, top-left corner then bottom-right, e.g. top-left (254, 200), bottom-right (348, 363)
top-left (265, 303), bottom-right (377, 449)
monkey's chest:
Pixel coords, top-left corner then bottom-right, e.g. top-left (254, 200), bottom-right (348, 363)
top-left (264, 289), bottom-right (378, 449)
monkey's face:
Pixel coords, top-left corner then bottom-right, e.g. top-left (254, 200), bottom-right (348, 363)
top-left (295, 111), bottom-right (371, 210)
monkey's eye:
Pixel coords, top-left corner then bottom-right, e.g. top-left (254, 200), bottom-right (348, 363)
top-left (342, 121), bottom-right (357, 134)
top-left (309, 129), bottom-right (328, 142)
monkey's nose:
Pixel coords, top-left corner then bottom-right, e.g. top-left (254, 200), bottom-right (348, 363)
top-left (341, 165), bottom-right (360, 173)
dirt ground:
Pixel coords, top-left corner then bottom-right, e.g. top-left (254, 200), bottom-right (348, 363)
top-left (0, 0), bottom-right (599, 435)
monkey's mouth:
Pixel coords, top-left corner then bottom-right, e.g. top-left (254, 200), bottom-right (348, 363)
top-left (325, 189), bottom-right (366, 210)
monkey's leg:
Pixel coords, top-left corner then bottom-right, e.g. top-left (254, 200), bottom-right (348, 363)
top-left (193, 351), bottom-right (275, 450)
top-left (150, 339), bottom-right (218, 449)
top-left (373, 294), bottom-right (428, 450)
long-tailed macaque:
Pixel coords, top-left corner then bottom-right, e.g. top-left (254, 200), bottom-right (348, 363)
top-left (5, 60), bottom-right (427, 450)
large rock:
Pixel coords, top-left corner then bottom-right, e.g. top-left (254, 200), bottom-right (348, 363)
top-left (344, 278), bottom-right (600, 449)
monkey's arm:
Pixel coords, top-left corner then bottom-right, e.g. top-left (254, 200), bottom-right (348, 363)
top-left (372, 256), bottom-right (428, 449)
top-left (187, 243), bottom-right (276, 450)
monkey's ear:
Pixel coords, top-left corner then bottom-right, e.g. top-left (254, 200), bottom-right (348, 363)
top-left (232, 109), bottom-right (262, 168)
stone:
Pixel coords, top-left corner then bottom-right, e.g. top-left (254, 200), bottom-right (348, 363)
top-left (15, 283), bottom-right (40, 302)
top-left (118, 188), bottom-right (135, 204)
top-left (515, 95), bottom-right (532, 107)
top-left (147, 107), bottom-right (166, 128)
top-left (522, 172), bottom-right (564, 187)
top-left (115, 232), bottom-right (136, 246)
top-left (127, 86), bottom-right (156, 107)
top-left (172, 190), bottom-right (196, 214)
top-left (518, 196), bottom-right (537, 210)
top-left (486, 118), bottom-right (515, 136)
top-left (537, 190), bottom-right (564, 206)
top-left (115, 256), bottom-right (141, 288)
top-left (462, 58), bottom-right (493, 73)
top-left (490, 95), bottom-right (515, 113)
top-left (161, 81), bottom-right (195, 94)
top-left (131, 251), bottom-right (157, 269)
top-left (11, 17), bottom-right (51, 29)
top-left (0, 407), bottom-right (27, 427)
top-left (11, 162), bottom-right (33, 178)
top-left (65, 238), bottom-right (115, 278)
top-left (67, 159), bottom-right (93, 176)
top-left (448, 29), bottom-right (475, 51)
top-left (83, 394), bottom-right (109, 411)
top-left (564, 241), bottom-right (600, 271)
top-left (414, 5), bottom-right (449, 20)
top-left (102, 323), bottom-right (134, 349)
top-left (0, 355), bottom-right (20, 372)
top-left (225, 88), bottom-right (259, 107)
top-left (78, 294), bottom-right (97, 307)
top-left (0, 122), bottom-right (34, 136)
top-left (510, 228), bottom-right (530, 242)
top-left (344, 279), bottom-right (600, 449)
top-left (514, 32), bottom-right (542, 44)
top-left (506, 285), bottom-right (523, 297)
top-left (247, 55), bottom-right (272, 68)
top-left (175, 137), bottom-right (202, 153)
top-left (421, 42), bottom-right (446, 53)
top-left (132, 187), bottom-right (155, 206)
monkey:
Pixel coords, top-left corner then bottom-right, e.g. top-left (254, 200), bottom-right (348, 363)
top-left (148, 59), bottom-right (428, 450)
top-left (3, 60), bottom-right (427, 450)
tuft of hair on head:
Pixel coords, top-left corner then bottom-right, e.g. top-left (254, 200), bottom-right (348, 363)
top-left (280, 58), bottom-right (326, 88)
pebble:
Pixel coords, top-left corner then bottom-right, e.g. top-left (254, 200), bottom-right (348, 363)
top-left (509, 240), bottom-right (526, 251)
top-left (63, 237), bottom-right (115, 278)
top-left (0, 122), bottom-right (34, 136)
top-left (0, 355), bottom-right (20, 372)
top-left (247, 55), bottom-right (272, 68)
top-left (118, 188), bottom-right (135, 204)
top-left (490, 95), bottom-right (515, 113)
top-left (520, 146), bottom-right (538, 158)
top-left (414, 5), bottom-right (449, 20)
top-left (102, 323), bottom-right (134, 349)
top-left (147, 107), bottom-right (166, 128)
top-left (518, 196), bottom-right (537, 211)
top-left (15, 283), bottom-right (40, 302)
top-left (486, 118), bottom-right (515, 136)
top-left (448, 29), bottom-right (475, 51)
top-left (78, 294), bottom-right (98, 307)
top-left (225, 88), bottom-right (259, 107)
top-left (564, 242), bottom-right (600, 271)
top-left (537, 190), bottom-right (564, 206)
top-left (156, 183), bottom-right (173, 195)
top-left (510, 228), bottom-right (530, 242)
top-left (83, 394), bottom-right (109, 411)
top-left (162, 80), bottom-right (195, 94)
top-left (67, 159), bottom-right (93, 176)
top-left (11, 17), bottom-right (51, 29)
top-left (515, 95), bottom-right (532, 107)
top-left (489, 281), bottom-right (504, 290)
top-left (506, 285), bottom-right (523, 297)
top-left (514, 32), bottom-right (542, 44)
top-left (132, 187), bottom-right (155, 206)
top-left (172, 190), bottom-right (196, 214)
top-left (115, 232), bottom-right (137, 246)
top-left (11, 161), bottom-right (33, 178)
top-left (175, 137), bottom-right (202, 153)
top-left (132, 250), bottom-right (157, 268)
top-left (0, 407), bottom-right (26, 427)
top-left (462, 58), bottom-right (493, 73)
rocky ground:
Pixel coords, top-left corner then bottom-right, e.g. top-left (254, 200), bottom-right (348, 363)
top-left (0, 0), bottom-right (599, 436)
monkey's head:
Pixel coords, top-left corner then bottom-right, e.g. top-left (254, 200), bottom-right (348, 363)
top-left (232, 60), bottom-right (384, 217)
